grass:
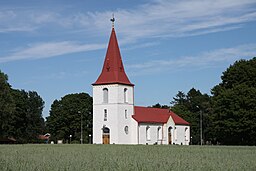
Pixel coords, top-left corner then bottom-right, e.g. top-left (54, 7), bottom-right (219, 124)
top-left (0, 144), bottom-right (256, 171)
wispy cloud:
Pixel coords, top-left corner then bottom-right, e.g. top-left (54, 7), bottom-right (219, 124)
top-left (123, 42), bottom-right (160, 51)
top-left (127, 43), bottom-right (256, 75)
top-left (1, 0), bottom-right (256, 63)
top-left (20, 70), bottom-right (89, 86)
top-left (0, 9), bottom-right (40, 32)
top-left (42, 70), bottom-right (89, 80)
top-left (0, 26), bottom-right (36, 33)
top-left (0, 41), bottom-right (104, 63)
top-left (88, 0), bottom-right (256, 41)
top-left (1, 0), bottom-right (256, 39)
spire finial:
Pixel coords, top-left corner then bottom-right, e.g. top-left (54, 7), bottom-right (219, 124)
top-left (110, 13), bottom-right (115, 28)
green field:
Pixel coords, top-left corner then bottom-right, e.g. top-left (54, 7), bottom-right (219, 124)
top-left (0, 144), bottom-right (255, 171)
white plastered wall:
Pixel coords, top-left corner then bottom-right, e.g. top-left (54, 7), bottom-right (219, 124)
top-left (93, 84), bottom-right (137, 144)
top-left (138, 123), bottom-right (164, 145)
top-left (174, 125), bottom-right (190, 145)
top-left (164, 116), bottom-right (190, 145)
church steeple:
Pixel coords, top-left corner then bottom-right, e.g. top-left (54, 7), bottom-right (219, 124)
top-left (93, 18), bottom-right (133, 86)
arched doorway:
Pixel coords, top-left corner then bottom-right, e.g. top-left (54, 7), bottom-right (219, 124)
top-left (102, 127), bottom-right (110, 144)
top-left (168, 126), bottom-right (172, 144)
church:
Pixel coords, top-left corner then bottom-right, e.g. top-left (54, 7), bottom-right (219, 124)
top-left (92, 19), bottom-right (190, 145)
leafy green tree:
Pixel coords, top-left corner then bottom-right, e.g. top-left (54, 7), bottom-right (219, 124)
top-left (212, 57), bottom-right (256, 145)
top-left (151, 103), bottom-right (170, 109)
top-left (0, 70), bottom-right (15, 138)
top-left (10, 89), bottom-right (45, 143)
top-left (171, 88), bottom-right (212, 144)
top-left (0, 70), bottom-right (44, 143)
top-left (46, 93), bottom-right (92, 143)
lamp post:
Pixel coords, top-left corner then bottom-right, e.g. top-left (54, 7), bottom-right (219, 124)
top-left (196, 106), bottom-right (203, 145)
top-left (89, 134), bottom-right (91, 144)
top-left (78, 111), bottom-right (83, 144)
top-left (69, 134), bottom-right (72, 144)
top-left (200, 110), bottom-right (203, 145)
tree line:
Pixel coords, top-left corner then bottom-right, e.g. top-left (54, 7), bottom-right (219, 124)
top-left (0, 69), bottom-right (93, 144)
top-left (153, 57), bottom-right (256, 145)
top-left (0, 71), bottom-right (45, 143)
top-left (1, 57), bottom-right (255, 145)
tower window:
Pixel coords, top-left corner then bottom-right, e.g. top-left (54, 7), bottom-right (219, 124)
top-left (104, 109), bottom-right (107, 121)
top-left (125, 110), bottom-right (128, 119)
top-left (103, 88), bottom-right (108, 103)
top-left (124, 88), bottom-right (128, 103)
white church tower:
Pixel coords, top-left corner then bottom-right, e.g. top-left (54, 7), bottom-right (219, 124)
top-left (92, 18), bottom-right (137, 144)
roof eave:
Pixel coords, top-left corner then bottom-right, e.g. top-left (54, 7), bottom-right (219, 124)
top-left (137, 121), bottom-right (166, 124)
top-left (92, 82), bottom-right (134, 86)
top-left (175, 123), bottom-right (190, 125)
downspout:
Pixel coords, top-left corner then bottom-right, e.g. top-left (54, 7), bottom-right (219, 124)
top-left (161, 124), bottom-right (164, 145)
top-left (137, 123), bottom-right (139, 144)
top-left (133, 87), bottom-right (139, 144)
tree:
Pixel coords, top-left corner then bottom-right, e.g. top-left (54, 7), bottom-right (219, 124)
top-left (0, 70), bottom-right (15, 138)
top-left (151, 103), bottom-right (170, 109)
top-left (211, 57), bottom-right (256, 145)
top-left (171, 88), bottom-right (212, 144)
top-left (10, 89), bottom-right (45, 143)
top-left (46, 93), bottom-right (93, 143)
top-left (0, 70), bottom-right (45, 143)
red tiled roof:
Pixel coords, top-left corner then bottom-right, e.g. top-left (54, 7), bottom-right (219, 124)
top-left (38, 135), bottom-right (49, 140)
top-left (93, 28), bottom-right (134, 86)
top-left (0, 137), bottom-right (16, 142)
top-left (132, 106), bottom-right (189, 125)
top-left (169, 110), bottom-right (190, 125)
top-left (133, 106), bottom-right (170, 123)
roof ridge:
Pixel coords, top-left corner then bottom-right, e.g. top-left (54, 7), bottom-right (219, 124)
top-left (133, 106), bottom-right (190, 125)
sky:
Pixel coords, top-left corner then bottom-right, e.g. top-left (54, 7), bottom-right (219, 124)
top-left (1, 0), bottom-right (256, 118)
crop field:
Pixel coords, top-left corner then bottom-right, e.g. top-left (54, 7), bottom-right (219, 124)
top-left (0, 144), bottom-right (255, 171)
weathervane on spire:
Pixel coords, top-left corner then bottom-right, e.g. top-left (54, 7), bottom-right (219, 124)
top-left (110, 13), bottom-right (115, 28)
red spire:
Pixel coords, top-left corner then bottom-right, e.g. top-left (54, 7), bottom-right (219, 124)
top-left (93, 28), bottom-right (134, 86)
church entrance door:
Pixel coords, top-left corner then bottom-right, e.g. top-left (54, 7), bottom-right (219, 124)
top-left (168, 133), bottom-right (172, 144)
top-left (102, 127), bottom-right (110, 144)
top-left (103, 135), bottom-right (110, 144)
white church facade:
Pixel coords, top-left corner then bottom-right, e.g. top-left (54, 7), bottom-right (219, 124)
top-left (92, 22), bottom-right (190, 145)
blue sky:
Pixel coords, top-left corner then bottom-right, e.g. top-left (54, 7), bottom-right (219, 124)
top-left (1, 0), bottom-right (256, 118)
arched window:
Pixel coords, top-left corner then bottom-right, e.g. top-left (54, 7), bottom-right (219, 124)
top-left (103, 127), bottom-right (110, 134)
top-left (174, 127), bottom-right (177, 140)
top-left (103, 88), bottom-right (108, 103)
top-left (185, 127), bottom-right (189, 141)
top-left (168, 126), bottom-right (172, 144)
top-left (124, 88), bottom-right (128, 103)
top-left (124, 126), bottom-right (129, 134)
top-left (157, 126), bottom-right (162, 140)
top-left (104, 109), bottom-right (107, 121)
top-left (146, 126), bottom-right (150, 140)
